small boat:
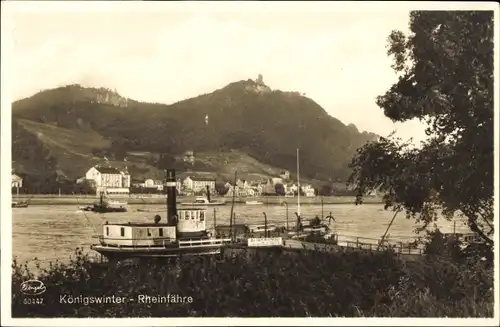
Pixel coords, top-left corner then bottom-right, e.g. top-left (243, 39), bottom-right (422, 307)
top-left (81, 193), bottom-right (128, 213)
top-left (80, 204), bottom-right (128, 213)
top-left (248, 223), bottom-right (278, 234)
top-left (245, 200), bottom-right (263, 205)
top-left (180, 196), bottom-right (226, 206)
top-left (12, 201), bottom-right (29, 208)
top-left (180, 185), bottom-right (227, 206)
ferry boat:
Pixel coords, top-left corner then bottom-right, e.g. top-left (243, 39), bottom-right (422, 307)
top-left (248, 223), bottom-right (278, 234)
top-left (80, 193), bottom-right (128, 213)
top-left (179, 196), bottom-right (226, 206)
top-left (180, 188), bottom-right (226, 206)
top-left (12, 201), bottom-right (29, 208)
top-left (90, 169), bottom-right (231, 260)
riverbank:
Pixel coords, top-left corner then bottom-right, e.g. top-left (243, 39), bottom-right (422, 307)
top-left (12, 194), bottom-right (383, 206)
top-left (11, 247), bottom-right (493, 317)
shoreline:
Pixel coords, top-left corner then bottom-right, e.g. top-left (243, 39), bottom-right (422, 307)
top-left (12, 194), bottom-right (383, 206)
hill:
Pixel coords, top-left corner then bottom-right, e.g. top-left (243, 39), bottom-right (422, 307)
top-left (11, 77), bottom-right (377, 192)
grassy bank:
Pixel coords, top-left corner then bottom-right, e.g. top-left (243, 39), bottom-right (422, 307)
top-left (12, 195), bottom-right (383, 206)
top-left (12, 246), bottom-right (493, 317)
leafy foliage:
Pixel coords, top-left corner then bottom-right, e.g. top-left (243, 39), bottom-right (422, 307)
top-left (12, 248), bottom-right (492, 317)
top-left (348, 11), bottom-right (494, 244)
top-left (274, 183), bottom-right (286, 196)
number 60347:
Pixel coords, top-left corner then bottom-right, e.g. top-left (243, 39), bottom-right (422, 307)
top-left (23, 297), bottom-right (43, 305)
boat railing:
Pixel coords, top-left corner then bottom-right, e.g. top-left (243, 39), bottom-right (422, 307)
top-left (178, 238), bottom-right (232, 248)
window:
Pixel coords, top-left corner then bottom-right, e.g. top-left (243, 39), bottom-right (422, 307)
top-left (200, 212), bottom-right (205, 221)
top-left (106, 227), bottom-right (109, 236)
top-left (120, 227), bottom-right (125, 237)
top-left (185, 211), bottom-right (191, 220)
top-left (147, 228), bottom-right (151, 237)
top-left (159, 228), bottom-right (163, 237)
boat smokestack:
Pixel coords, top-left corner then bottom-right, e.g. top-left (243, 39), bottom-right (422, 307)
top-left (206, 185), bottom-right (211, 202)
top-left (165, 169), bottom-right (177, 226)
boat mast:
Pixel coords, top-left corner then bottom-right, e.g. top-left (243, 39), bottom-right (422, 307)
top-left (297, 148), bottom-right (300, 217)
top-left (229, 170), bottom-right (237, 241)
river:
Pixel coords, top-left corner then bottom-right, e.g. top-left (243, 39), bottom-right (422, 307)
top-left (12, 203), bottom-right (470, 270)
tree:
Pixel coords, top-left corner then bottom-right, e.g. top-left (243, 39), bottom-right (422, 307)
top-left (319, 184), bottom-right (333, 196)
top-left (215, 182), bottom-right (229, 196)
top-left (275, 183), bottom-right (286, 196)
top-left (348, 11), bottom-right (494, 245)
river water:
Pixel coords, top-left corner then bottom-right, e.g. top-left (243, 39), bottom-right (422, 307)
top-left (12, 203), bottom-right (470, 270)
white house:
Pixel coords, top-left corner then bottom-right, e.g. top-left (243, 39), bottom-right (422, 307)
top-left (85, 166), bottom-right (131, 196)
top-left (153, 180), bottom-right (164, 191)
top-left (144, 179), bottom-right (155, 188)
top-left (142, 179), bottom-right (164, 191)
top-left (182, 176), bottom-right (216, 193)
top-left (236, 179), bottom-right (249, 189)
top-left (286, 183), bottom-right (298, 196)
top-left (301, 184), bottom-right (316, 197)
top-left (12, 174), bottom-right (23, 188)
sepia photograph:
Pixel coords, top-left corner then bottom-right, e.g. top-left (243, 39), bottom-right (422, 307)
top-left (1, 1), bottom-right (498, 325)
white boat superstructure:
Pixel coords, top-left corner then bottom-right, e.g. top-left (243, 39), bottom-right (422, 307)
top-left (180, 196), bottom-right (226, 206)
top-left (106, 199), bottom-right (128, 208)
top-left (245, 200), bottom-right (263, 205)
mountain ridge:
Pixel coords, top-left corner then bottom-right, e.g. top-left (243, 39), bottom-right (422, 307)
top-left (12, 77), bottom-right (377, 192)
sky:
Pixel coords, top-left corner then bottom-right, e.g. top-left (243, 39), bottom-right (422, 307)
top-left (5, 1), bottom-right (431, 143)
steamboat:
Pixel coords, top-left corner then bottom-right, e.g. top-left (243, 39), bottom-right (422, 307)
top-left (179, 190), bottom-right (226, 206)
top-left (90, 169), bottom-right (231, 260)
top-left (80, 193), bottom-right (128, 213)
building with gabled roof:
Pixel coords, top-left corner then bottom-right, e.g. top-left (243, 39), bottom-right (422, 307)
top-left (85, 165), bottom-right (131, 196)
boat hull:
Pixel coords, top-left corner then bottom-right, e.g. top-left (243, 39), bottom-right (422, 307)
top-left (81, 205), bottom-right (128, 213)
top-left (12, 204), bottom-right (28, 208)
top-left (90, 243), bottom-right (226, 260)
top-left (12, 202), bottom-right (29, 208)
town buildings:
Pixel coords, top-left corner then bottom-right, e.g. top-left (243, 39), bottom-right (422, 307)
top-left (80, 163), bottom-right (317, 197)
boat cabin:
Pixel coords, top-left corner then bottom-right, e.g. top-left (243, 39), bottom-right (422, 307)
top-left (99, 208), bottom-right (208, 247)
top-left (194, 197), bottom-right (210, 204)
top-left (176, 208), bottom-right (207, 234)
top-left (101, 223), bottom-right (177, 247)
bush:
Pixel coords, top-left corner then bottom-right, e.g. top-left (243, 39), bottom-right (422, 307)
top-left (11, 246), bottom-right (493, 318)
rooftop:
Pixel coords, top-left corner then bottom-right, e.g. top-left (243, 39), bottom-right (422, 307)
top-left (95, 167), bottom-right (122, 174)
top-left (189, 176), bottom-right (216, 181)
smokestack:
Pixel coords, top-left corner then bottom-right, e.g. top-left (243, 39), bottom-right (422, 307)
top-left (165, 169), bottom-right (177, 226)
top-left (206, 184), bottom-right (211, 202)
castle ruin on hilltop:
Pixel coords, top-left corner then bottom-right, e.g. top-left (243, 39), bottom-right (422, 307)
top-left (245, 74), bottom-right (272, 94)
